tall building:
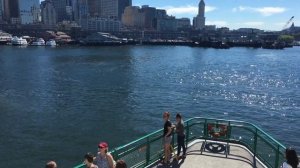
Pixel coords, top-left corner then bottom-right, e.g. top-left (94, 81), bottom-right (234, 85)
top-left (100, 0), bottom-right (131, 20)
top-left (0, 0), bottom-right (3, 21)
top-left (122, 6), bottom-right (145, 29)
top-left (52, 0), bottom-right (67, 22)
top-left (141, 5), bottom-right (156, 29)
top-left (87, 0), bottom-right (100, 16)
top-left (117, 0), bottom-right (131, 20)
top-left (41, 0), bottom-right (57, 26)
top-left (18, 0), bottom-right (40, 24)
top-left (193, 0), bottom-right (206, 30)
top-left (3, 0), bottom-right (19, 23)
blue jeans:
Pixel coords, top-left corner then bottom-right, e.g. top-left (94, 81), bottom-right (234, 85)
top-left (177, 135), bottom-right (186, 156)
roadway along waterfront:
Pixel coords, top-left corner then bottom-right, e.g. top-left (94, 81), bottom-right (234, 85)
top-left (0, 45), bottom-right (299, 167)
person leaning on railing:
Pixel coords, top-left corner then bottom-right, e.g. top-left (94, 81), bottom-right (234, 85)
top-left (281, 147), bottom-right (299, 168)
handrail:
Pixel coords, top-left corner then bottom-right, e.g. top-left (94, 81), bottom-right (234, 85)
top-left (73, 117), bottom-right (286, 168)
top-left (189, 117), bottom-right (286, 149)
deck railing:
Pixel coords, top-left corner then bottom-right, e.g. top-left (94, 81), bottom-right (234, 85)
top-left (74, 117), bottom-right (286, 168)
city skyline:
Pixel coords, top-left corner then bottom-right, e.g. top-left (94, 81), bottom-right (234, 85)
top-left (132, 0), bottom-right (299, 31)
top-left (34, 0), bottom-right (298, 31)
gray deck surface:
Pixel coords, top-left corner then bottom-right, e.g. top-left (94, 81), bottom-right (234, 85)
top-left (151, 140), bottom-right (266, 168)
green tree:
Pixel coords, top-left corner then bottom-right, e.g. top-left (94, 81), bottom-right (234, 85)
top-left (278, 35), bottom-right (295, 43)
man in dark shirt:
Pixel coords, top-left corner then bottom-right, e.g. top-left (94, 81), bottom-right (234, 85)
top-left (162, 112), bottom-right (172, 164)
top-left (175, 113), bottom-right (186, 160)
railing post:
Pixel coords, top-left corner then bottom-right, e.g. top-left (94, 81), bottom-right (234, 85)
top-left (275, 145), bottom-right (280, 168)
top-left (253, 128), bottom-right (258, 168)
top-left (186, 120), bottom-right (189, 148)
top-left (204, 119), bottom-right (207, 138)
top-left (146, 137), bottom-right (150, 166)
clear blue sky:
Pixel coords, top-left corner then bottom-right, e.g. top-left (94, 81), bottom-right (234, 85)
top-left (133, 0), bottom-right (299, 30)
top-left (40, 0), bottom-right (299, 30)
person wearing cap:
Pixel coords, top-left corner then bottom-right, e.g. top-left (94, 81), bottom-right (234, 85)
top-left (84, 153), bottom-right (98, 168)
top-left (95, 142), bottom-right (115, 168)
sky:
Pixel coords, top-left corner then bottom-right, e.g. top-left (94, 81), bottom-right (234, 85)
top-left (132, 0), bottom-right (300, 31)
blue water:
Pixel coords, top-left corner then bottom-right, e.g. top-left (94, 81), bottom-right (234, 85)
top-left (0, 46), bottom-right (299, 167)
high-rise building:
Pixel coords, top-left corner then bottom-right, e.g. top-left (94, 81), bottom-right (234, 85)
top-left (193, 0), bottom-right (206, 30)
top-left (3, 0), bottom-right (19, 23)
top-left (141, 5), bottom-right (156, 29)
top-left (87, 0), bottom-right (99, 17)
top-left (18, 0), bottom-right (40, 24)
top-left (0, 0), bottom-right (3, 21)
top-left (100, 0), bottom-right (131, 20)
top-left (122, 6), bottom-right (144, 29)
top-left (117, 0), bottom-right (131, 20)
top-left (52, 0), bottom-right (67, 22)
top-left (41, 0), bottom-right (57, 26)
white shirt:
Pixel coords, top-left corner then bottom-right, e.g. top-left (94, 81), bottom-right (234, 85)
top-left (281, 162), bottom-right (293, 168)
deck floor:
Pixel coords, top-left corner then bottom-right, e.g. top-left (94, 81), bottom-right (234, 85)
top-left (151, 140), bottom-right (266, 168)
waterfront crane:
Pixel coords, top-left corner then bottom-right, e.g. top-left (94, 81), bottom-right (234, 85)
top-left (282, 16), bottom-right (294, 30)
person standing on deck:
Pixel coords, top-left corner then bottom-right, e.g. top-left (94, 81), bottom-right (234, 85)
top-left (84, 153), bottom-right (98, 168)
top-left (175, 113), bottom-right (186, 160)
top-left (162, 112), bottom-right (173, 164)
top-left (95, 142), bottom-right (115, 168)
top-left (281, 148), bottom-right (299, 168)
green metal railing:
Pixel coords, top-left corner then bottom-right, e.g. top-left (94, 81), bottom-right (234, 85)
top-left (74, 117), bottom-right (286, 168)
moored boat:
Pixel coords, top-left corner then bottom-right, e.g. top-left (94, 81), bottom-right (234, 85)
top-left (0, 31), bottom-right (12, 45)
top-left (11, 36), bottom-right (28, 46)
top-left (31, 38), bottom-right (45, 46)
top-left (45, 39), bottom-right (57, 46)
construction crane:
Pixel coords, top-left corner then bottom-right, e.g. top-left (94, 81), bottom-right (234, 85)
top-left (282, 16), bottom-right (294, 30)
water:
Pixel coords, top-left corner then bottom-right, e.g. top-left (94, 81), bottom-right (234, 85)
top-left (0, 46), bottom-right (299, 167)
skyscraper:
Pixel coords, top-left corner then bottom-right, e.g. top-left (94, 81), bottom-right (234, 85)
top-left (3, 0), bottom-right (19, 23)
top-left (0, 0), bottom-right (3, 21)
top-left (52, 0), bottom-right (67, 22)
top-left (117, 0), bottom-right (131, 20)
top-left (100, 0), bottom-right (131, 20)
top-left (41, 0), bottom-right (57, 26)
top-left (18, 0), bottom-right (40, 24)
top-left (193, 0), bottom-right (206, 30)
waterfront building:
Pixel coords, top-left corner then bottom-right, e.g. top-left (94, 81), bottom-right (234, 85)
top-left (193, 0), bottom-right (206, 30)
top-left (156, 16), bottom-right (177, 32)
top-left (18, 0), bottom-right (40, 24)
top-left (141, 5), bottom-right (156, 30)
top-left (122, 6), bottom-right (145, 29)
top-left (3, 0), bottom-right (19, 23)
top-left (84, 17), bottom-right (121, 32)
top-left (41, 0), bottom-right (57, 26)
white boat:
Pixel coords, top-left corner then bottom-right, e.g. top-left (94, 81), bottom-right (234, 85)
top-left (31, 38), bottom-right (45, 46)
top-left (11, 36), bottom-right (28, 46)
top-left (45, 39), bottom-right (57, 46)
